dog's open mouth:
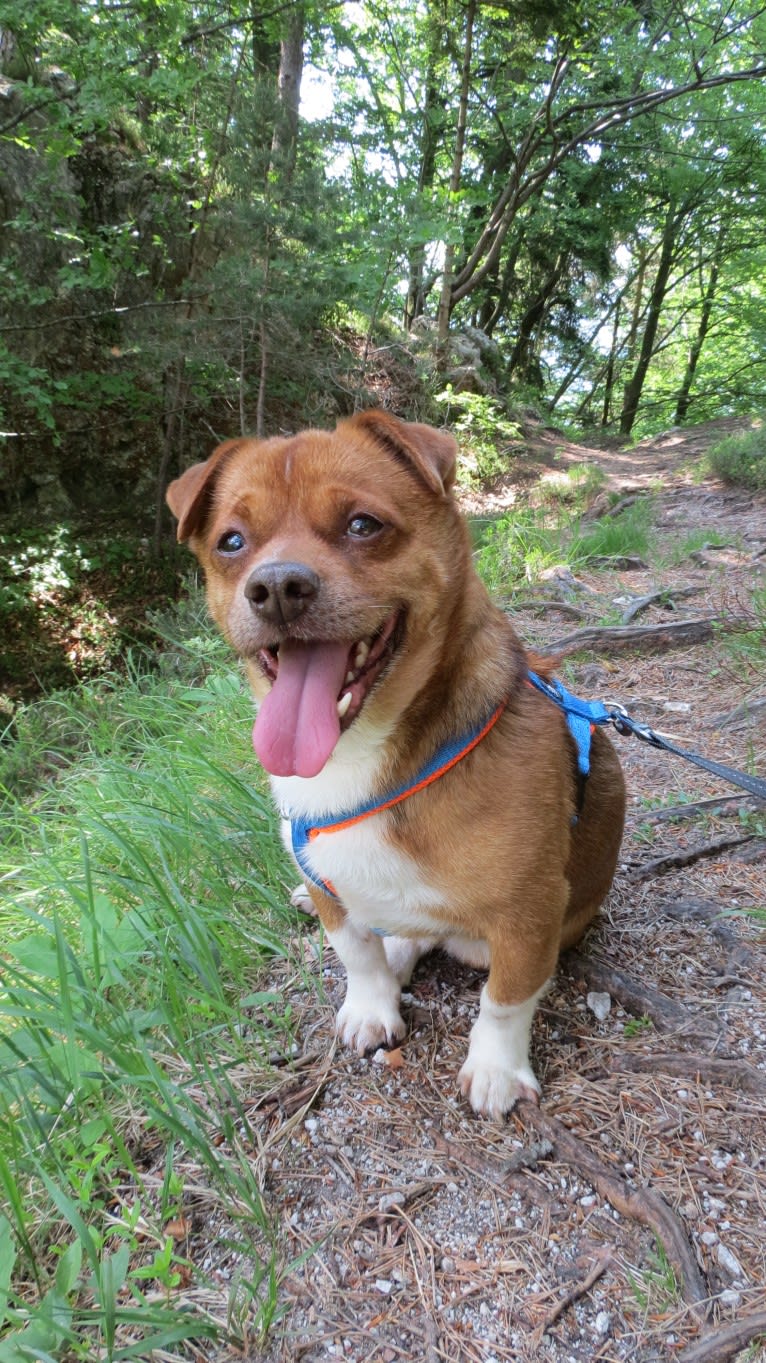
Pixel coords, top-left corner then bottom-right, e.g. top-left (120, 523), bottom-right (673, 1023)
top-left (252, 610), bottom-right (404, 778)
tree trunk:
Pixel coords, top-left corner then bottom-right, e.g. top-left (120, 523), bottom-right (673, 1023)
top-left (601, 296), bottom-right (622, 425)
top-left (404, 8), bottom-right (441, 330)
top-left (673, 231), bottom-right (725, 424)
top-left (507, 253), bottom-right (567, 385)
top-left (436, 0), bottom-right (476, 349)
top-left (254, 8), bottom-right (305, 430)
top-left (270, 5), bottom-right (304, 185)
top-left (619, 201), bottom-right (678, 435)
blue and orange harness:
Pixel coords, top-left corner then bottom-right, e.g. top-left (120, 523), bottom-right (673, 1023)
top-left (289, 669), bottom-right (609, 902)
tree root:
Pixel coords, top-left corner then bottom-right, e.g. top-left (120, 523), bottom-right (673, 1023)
top-left (610, 1051), bottom-right (766, 1097)
top-left (565, 951), bottom-right (713, 1036)
top-left (676, 1310), bottom-right (766, 1363)
top-left (519, 1104), bottom-right (710, 1319)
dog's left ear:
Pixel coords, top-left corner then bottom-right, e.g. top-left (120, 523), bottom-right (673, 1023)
top-left (349, 410), bottom-right (458, 496)
top-left (166, 439), bottom-right (244, 542)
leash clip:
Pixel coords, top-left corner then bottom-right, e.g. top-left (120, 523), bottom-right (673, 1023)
top-left (609, 708), bottom-right (663, 747)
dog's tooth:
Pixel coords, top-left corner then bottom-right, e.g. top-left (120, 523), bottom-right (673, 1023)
top-left (345, 671), bottom-right (355, 683)
top-left (354, 640), bottom-right (370, 669)
top-left (337, 692), bottom-right (352, 719)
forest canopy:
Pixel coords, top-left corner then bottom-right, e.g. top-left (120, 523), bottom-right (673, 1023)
top-left (1, 0), bottom-right (766, 521)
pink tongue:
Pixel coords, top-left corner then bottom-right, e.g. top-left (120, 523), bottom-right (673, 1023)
top-left (253, 640), bottom-right (351, 777)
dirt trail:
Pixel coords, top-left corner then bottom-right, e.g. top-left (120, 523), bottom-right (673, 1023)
top-left (251, 421), bottom-right (765, 1363)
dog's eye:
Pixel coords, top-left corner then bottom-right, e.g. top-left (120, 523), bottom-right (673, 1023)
top-left (217, 530), bottom-right (246, 554)
top-left (347, 514), bottom-right (383, 539)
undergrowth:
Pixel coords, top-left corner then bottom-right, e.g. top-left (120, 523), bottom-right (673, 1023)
top-left (475, 497), bottom-right (653, 594)
top-left (705, 419), bottom-right (766, 490)
top-left (0, 601), bottom-right (302, 1360)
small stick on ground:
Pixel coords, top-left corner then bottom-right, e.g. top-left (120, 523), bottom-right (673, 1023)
top-left (676, 1310), bottom-right (766, 1363)
top-left (532, 1249), bottom-right (612, 1341)
top-left (628, 833), bottom-right (756, 882)
top-left (518, 1104), bottom-right (710, 1319)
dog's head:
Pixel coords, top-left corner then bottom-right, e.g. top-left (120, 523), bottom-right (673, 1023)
top-left (167, 411), bottom-right (468, 778)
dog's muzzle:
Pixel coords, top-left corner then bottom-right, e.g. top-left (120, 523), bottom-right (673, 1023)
top-left (244, 560), bottom-right (320, 628)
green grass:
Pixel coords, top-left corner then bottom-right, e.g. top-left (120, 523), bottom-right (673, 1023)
top-left (0, 605), bottom-right (303, 1359)
top-left (475, 497), bottom-right (654, 594)
top-left (535, 462), bottom-right (607, 512)
top-left (705, 419), bottom-right (766, 490)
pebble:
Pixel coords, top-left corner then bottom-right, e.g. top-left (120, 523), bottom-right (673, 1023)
top-left (700, 1231), bottom-right (719, 1247)
top-left (717, 1244), bottom-right (746, 1280)
top-left (375, 1279), bottom-right (393, 1295)
top-left (586, 991), bottom-right (612, 1021)
top-left (594, 1311), bottom-right (611, 1335)
top-left (378, 1191), bottom-right (405, 1212)
top-left (719, 1288), bottom-right (741, 1308)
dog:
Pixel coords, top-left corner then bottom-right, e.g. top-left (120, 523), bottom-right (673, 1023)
top-left (167, 410), bottom-right (625, 1118)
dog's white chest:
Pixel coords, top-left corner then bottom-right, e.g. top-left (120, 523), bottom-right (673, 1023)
top-left (271, 721), bottom-right (447, 937)
top-left (283, 815), bottom-right (446, 936)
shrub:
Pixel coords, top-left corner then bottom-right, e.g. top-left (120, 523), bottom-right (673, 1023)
top-left (706, 422), bottom-right (766, 490)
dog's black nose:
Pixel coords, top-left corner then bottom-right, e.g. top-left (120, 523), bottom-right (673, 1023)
top-left (244, 561), bottom-right (320, 626)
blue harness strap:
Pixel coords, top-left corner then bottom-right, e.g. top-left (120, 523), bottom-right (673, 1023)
top-left (289, 671), bottom-right (614, 903)
top-left (526, 669), bottom-right (611, 777)
top-left (289, 700), bottom-right (507, 901)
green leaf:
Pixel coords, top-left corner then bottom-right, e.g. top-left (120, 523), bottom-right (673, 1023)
top-left (0, 1215), bottom-right (16, 1320)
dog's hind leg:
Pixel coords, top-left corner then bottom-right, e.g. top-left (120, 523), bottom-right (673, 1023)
top-left (320, 910), bottom-right (408, 1054)
top-left (383, 935), bottom-right (437, 985)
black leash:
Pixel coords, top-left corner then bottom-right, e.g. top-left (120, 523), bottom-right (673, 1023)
top-left (609, 709), bottom-right (766, 803)
top-left (528, 671), bottom-right (766, 803)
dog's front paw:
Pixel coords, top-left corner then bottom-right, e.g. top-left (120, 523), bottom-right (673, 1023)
top-left (458, 1058), bottom-right (540, 1120)
top-left (337, 986), bottom-right (406, 1055)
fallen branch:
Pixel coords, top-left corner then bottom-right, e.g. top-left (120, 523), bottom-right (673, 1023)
top-left (585, 492), bottom-right (643, 521)
top-left (431, 1128), bottom-right (553, 1184)
top-left (519, 1105), bottom-right (709, 1319)
top-left (641, 794), bottom-right (762, 823)
top-left (712, 695), bottom-right (766, 730)
top-left (565, 952), bottom-right (707, 1035)
top-left (611, 1052), bottom-right (766, 1098)
top-left (621, 585), bottom-right (703, 625)
top-left (590, 554), bottom-right (649, 570)
top-left (526, 599), bottom-right (595, 620)
top-left (676, 1310), bottom-right (766, 1363)
top-left (532, 1249), bottom-right (612, 1339)
top-left (628, 833), bottom-right (756, 882)
top-left (545, 616), bottom-right (742, 657)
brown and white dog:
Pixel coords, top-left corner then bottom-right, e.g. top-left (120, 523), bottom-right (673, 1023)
top-left (167, 410), bottom-right (625, 1118)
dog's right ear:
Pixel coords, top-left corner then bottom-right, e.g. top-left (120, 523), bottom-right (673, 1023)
top-left (166, 439), bottom-right (243, 542)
